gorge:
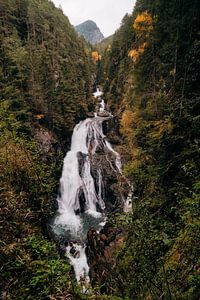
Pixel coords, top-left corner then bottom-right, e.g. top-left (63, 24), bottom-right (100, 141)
top-left (0, 0), bottom-right (199, 299)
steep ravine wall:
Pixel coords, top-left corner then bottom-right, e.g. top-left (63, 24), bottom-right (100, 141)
top-left (0, 0), bottom-right (96, 298)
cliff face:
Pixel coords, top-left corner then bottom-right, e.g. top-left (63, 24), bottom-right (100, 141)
top-left (75, 20), bottom-right (104, 44)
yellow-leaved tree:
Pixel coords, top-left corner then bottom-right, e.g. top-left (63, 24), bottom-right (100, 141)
top-left (133, 11), bottom-right (153, 35)
top-left (128, 42), bottom-right (147, 62)
top-left (128, 11), bottom-right (153, 63)
top-left (91, 51), bottom-right (101, 62)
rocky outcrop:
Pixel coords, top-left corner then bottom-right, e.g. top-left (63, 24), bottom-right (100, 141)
top-left (86, 222), bottom-right (127, 293)
top-left (90, 151), bottom-right (123, 212)
top-left (34, 127), bottom-right (56, 154)
top-left (97, 111), bottom-right (111, 118)
top-left (84, 116), bottom-right (130, 292)
top-left (75, 20), bottom-right (104, 45)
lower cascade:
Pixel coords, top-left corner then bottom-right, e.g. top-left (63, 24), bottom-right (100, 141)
top-left (52, 89), bottom-right (122, 284)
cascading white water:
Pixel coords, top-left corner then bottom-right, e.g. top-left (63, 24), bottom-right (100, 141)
top-left (93, 87), bottom-right (102, 98)
top-left (53, 88), bottom-right (123, 284)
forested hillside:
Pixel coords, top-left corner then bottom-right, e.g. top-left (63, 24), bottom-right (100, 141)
top-left (0, 0), bottom-right (94, 298)
top-left (98, 0), bottom-right (200, 299)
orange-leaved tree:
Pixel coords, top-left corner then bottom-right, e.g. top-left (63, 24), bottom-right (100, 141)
top-left (91, 51), bottom-right (101, 62)
top-left (128, 11), bottom-right (153, 63)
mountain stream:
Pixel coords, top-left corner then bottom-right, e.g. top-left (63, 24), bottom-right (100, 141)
top-left (52, 89), bottom-right (124, 284)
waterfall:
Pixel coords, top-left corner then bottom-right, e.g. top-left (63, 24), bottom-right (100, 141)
top-left (52, 89), bottom-right (122, 284)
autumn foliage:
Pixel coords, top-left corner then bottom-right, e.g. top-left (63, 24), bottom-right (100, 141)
top-left (128, 42), bottom-right (147, 62)
top-left (133, 11), bottom-right (153, 34)
top-left (120, 109), bottom-right (141, 139)
top-left (92, 51), bottom-right (101, 62)
top-left (128, 11), bottom-right (153, 63)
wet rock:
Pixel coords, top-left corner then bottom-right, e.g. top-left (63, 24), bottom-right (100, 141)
top-left (87, 112), bottom-right (95, 117)
top-left (102, 117), bottom-right (122, 145)
top-left (100, 234), bottom-right (107, 242)
top-left (97, 111), bottom-right (111, 117)
top-left (86, 223), bottom-right (127, 293)
top-left (69, 245), bottom-right (77, 256)
top-left (70, 246), bottom-right (80, 258)
top-left (77, 152), bottom-right (87, 176)
top-left (90, 152), bottom-right (124, 212)
top-left (78, 188), bottom-right (86, 213)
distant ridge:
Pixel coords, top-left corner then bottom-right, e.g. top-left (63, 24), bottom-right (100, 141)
top-left (75, 20), bottom-right (104, 45)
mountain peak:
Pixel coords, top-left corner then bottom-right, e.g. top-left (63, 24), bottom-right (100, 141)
top-left (75, 20), bottom-right (104, 45)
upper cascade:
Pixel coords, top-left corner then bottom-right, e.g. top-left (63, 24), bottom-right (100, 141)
top-left (75, 20), bottom-right (104, 44)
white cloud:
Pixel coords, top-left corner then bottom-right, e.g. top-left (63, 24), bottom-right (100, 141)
top-left (51, 0), bottom-right (135, 37)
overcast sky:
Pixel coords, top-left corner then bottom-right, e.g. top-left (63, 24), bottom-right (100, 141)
top-left (52, 0), bottom-right (136, 37)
